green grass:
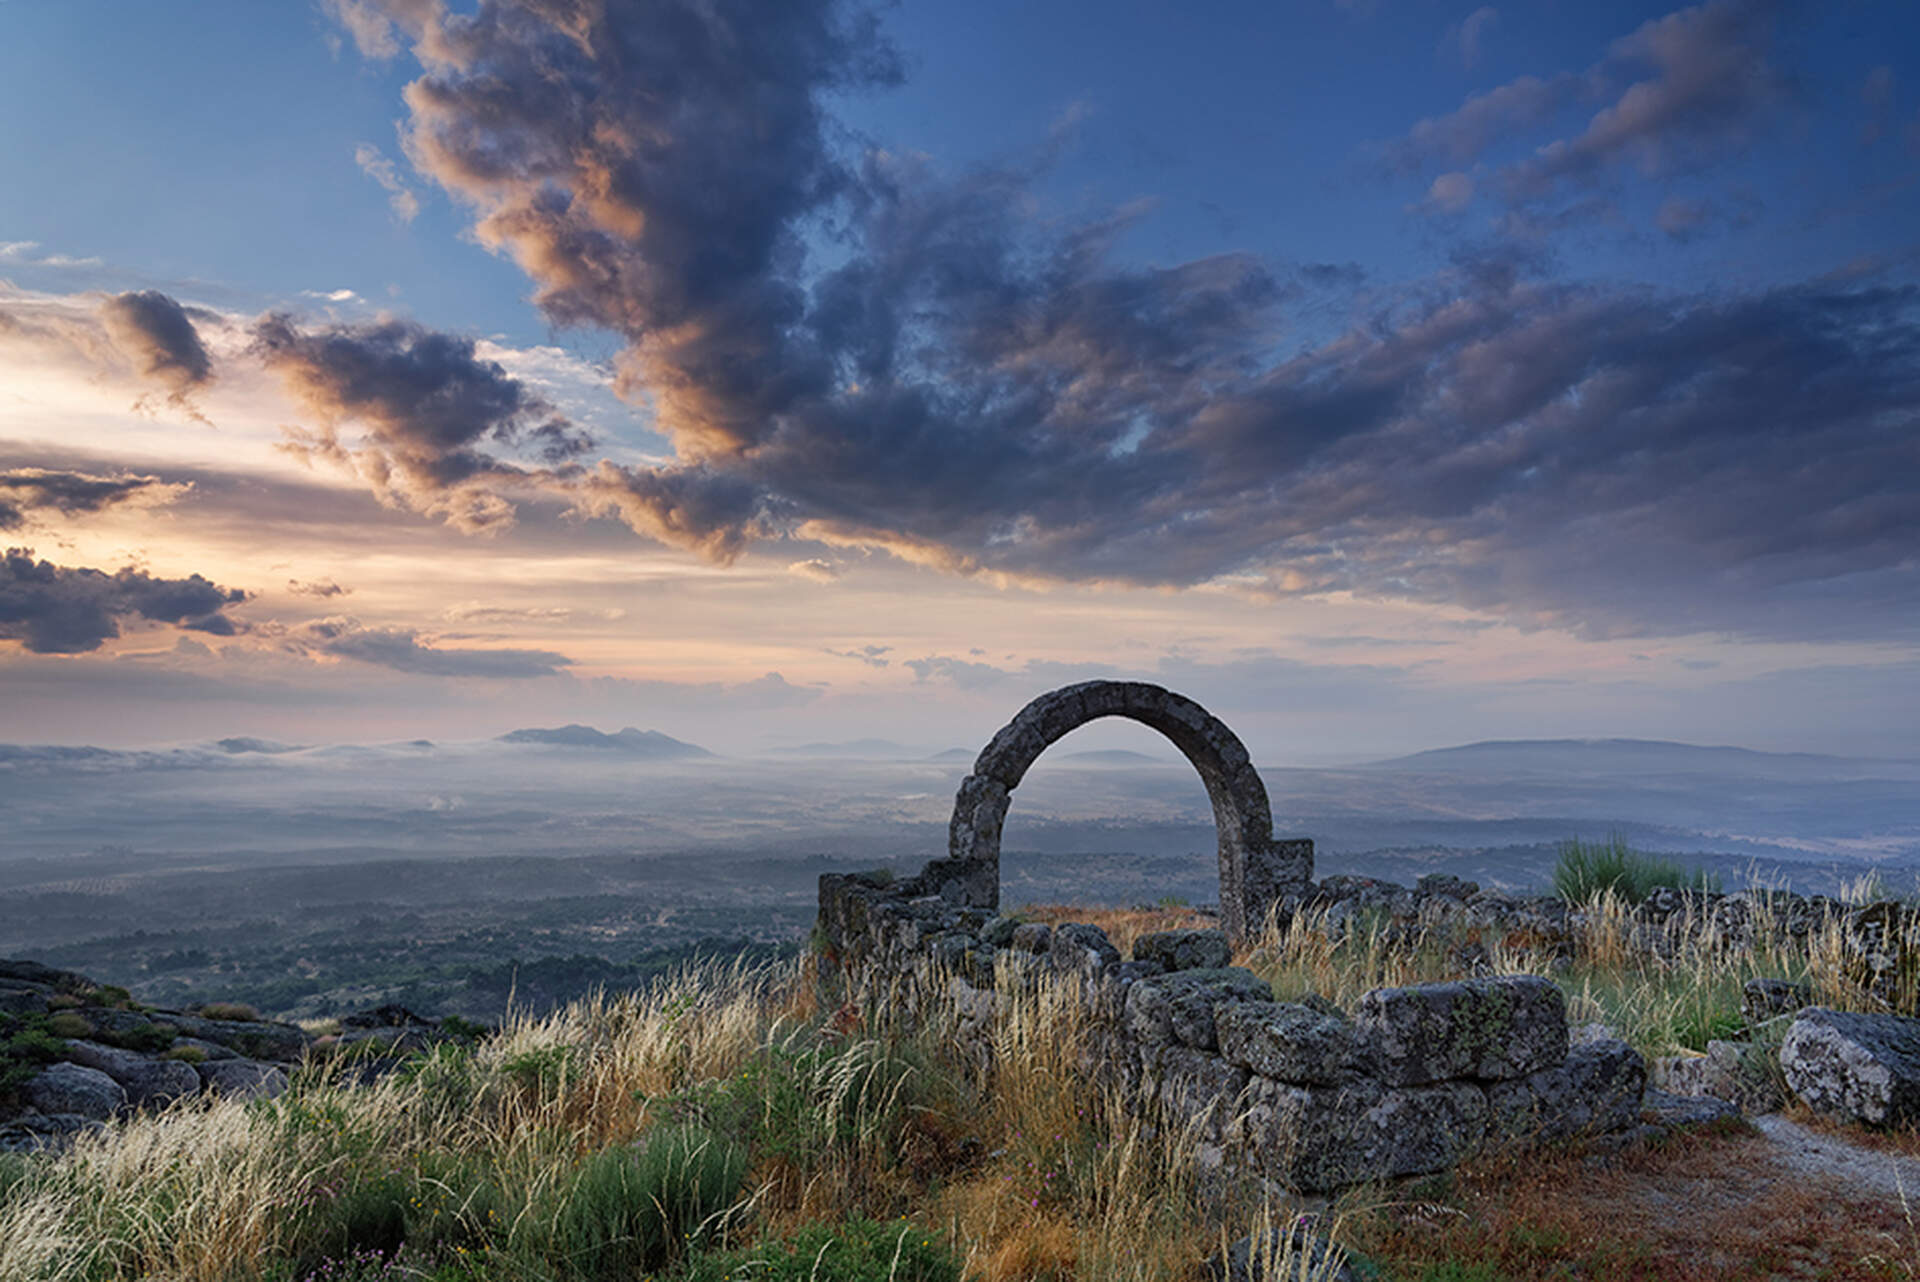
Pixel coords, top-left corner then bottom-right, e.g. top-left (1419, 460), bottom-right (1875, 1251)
top-left (672, 1218), bottom-right (960, 1282)
top-left (536, 1125), bottom-right (746, 1278)
top-left (1551, 835), bottom-right (1721, 904)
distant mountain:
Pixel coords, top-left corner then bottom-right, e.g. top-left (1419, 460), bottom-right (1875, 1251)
top-left (928, 747), bottom-right (976, 762)
top-left (774, 739), bottom-right (921, 759)
top-left (497, 725), bottom-right (712, 758)
top-left (1058, 749), bottom-right (1171, 765)
top-left (1362, 738), bottom-right (1881, 778)
top-left (214, 737), bottom-right (303, 755)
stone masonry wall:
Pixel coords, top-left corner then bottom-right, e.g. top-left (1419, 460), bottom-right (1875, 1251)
top-left (817, 868), bottom-right (1649, 1194)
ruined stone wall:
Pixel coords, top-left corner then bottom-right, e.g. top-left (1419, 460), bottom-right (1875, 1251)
top-left (817, 868), bottom-right (1649, 1193)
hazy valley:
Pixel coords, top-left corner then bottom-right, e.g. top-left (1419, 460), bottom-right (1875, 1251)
top-left (3, 727), bottom-right (1916, 1022)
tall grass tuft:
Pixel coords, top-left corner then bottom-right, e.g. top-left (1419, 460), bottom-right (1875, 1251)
top-left (1552, 834), bottom-right (1720, 904)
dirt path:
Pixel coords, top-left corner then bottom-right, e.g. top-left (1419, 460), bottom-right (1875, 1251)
top-left (1754, 1113), bottom-right (1920, 1209)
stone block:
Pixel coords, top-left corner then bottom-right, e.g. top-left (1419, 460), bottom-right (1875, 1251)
top-left (1485, 1038), bottom-right (1646, 1143)
top-left (1133, 929), bottom-right (1231, 972)
top-left (1357, 975), bottom-right (1567, 1085)
top-left (1009, 922), bottom-right (1054, 954)
top-left (1146, 1044), bottom-right (1249, 1139)
top-left (1246, 1076), bottom-right (1487, 1192)
top-left (1653, 1040), bottom-right (1783, 1116)
top-left (1782, 1007), bottom-right (1920, 1127)
top-left (1742, 977), bottom-right (1811, 1026)
top-left (1216, 1001), bottom-right (1363, 1085)
top-left (1124, 968), bottom-right (1274, 1051)
top-left (1049, 923), bottom-right (1120, 980)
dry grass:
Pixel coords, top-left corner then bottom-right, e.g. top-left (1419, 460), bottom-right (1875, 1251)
top-left (1024, 902), bottom-right (1217, 960)
top-left (1341, 1121), bottom-right (1919, 1280)
top-left (5, 895), bottom-right (1920, 1282)
top-left (1236, 889), bottom-right (1920, 1059)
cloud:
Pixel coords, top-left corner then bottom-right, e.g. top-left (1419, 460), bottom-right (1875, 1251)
top-left (256, 312), bottom-right (590, 532)
top-left (0, 241), bottom-right (103, 270)
top-left (1391, 0), bottom-right (1788, 205)
top-left (98, 290), bottom-right (215, 414)
top-left (1511, 0), bottom-right (1790, 197)
top-left (0, 548), bottom-right (248, 654)
top-left (1391, 74), bottom-right (1584, 172)
top-left (1424, 171), bottom-right (1475, 214)
top-left (904, 653), bottom-right (1023, 691)
top-left (1655, 196), bottom-right (1712, 240)
top-left (296, 617), bottom-right (572, 677)
top-left (0, 468), bottom-right (190, 530)
top-left (789, 558), bottom-right (840, 583)
top-left (1443, 6), bottom-right (1499, 70)
top-left (313, 0), bottom-right (1920, 644)
top-left (824, 643), bottom-right (889, 667)
top-left (354, 143), bottom-right (422, 223)
top-left (288, 579), bottom-right (351, 598)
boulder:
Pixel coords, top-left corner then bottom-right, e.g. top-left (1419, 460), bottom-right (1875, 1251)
top-left (1009, 921), bottom-right (1053, 954)
top-left (1486, 1038), bottom-right (1646, 1142)
top-left (1742, 977), bottom-right (1811, 1026)
top-left (1357, 975), bottom-right (1567, 1085)
top-left (1124, 968), bottom-right (1274, 1051)
top-left (1417, 873), bottom-right (1480, 900)
top-left (1782, 1007), bottom-right (1920, 1127)
top-left (195, 1059), bottom-right (289, 1101)
top-left (1653, 1040), bottom-right (1784, 1116)
top-left (60, 1040), bottom-right (201, 1108)
top-left (0, 983), bottom-right (51, 1017)
top-left (24, 1062), bottom-right (125, 1120)
top-left (1048, 923), bottom-right (1120, 979)
top-left (1133, 929), bottom-right (1231, 973)
top-left (165, 1013), bottom-right (308, 1062)
top-left (1246, 1076), bottom-right (1487, 1192)
top-left (1216, 1001), bottom-right (1363, 1086)
top-left (0, 1113), bottom-right (105, 1154)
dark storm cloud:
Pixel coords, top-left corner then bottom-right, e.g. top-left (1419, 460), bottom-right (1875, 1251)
top-left (255, 314), bottom-right (590, 532)
top-left (0, 468), bottom-right (187, 529)
top-left (298, 617), bottom-right (573, 677)
top-left (0, 548), bottom-right (248, 654)
top-left (99, 291), bottom-right (214, 396)
top-left (323, 0), bottom-right (1920, 641)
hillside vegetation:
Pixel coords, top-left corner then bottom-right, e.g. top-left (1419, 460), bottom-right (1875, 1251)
top-left (3, 860), bottom-right (1919, 1281)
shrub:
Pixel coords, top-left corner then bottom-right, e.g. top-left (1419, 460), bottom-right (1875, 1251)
top-left (676, 1218), bottom-right (962, 1282)
top-left (537, 1124), bottom-right (745, 1278)
top-left (99, 1020), bottom-right (178, 1054)
top-left (1551, 835), bottom-right (1719, 904)
top-left (45, 1012), bottom-right (94, 1040)
top-left (165, 1044), bottom-right (209, 1064)
top-left (200, 1002), bottom-right (260, 1022)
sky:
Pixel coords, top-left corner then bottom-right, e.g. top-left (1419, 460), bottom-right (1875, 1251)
top-left (0, 0), bottom-right (1916, 762)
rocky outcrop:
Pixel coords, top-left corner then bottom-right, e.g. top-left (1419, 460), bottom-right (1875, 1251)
top-left (1782, 1007), bottom-right (1920, 1127)
top-left (1, 959), bottom-right (487, 1152)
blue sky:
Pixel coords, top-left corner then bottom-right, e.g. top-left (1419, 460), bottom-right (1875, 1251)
top-left (0, 0), bottom-right (1915, 759)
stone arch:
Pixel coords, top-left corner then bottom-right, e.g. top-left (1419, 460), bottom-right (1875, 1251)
top-left (935, 680), bottom-right (1312, 941)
